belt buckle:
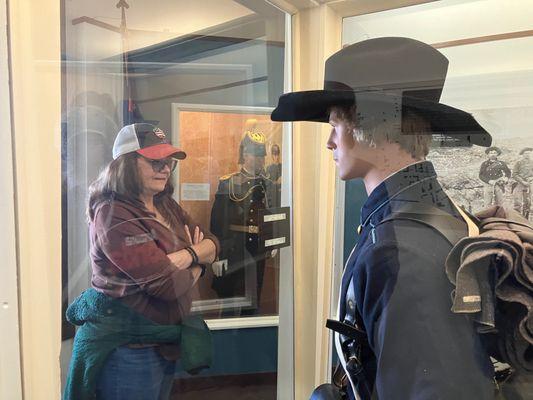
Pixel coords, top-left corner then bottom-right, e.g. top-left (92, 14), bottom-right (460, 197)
top-left (249, 225), bottom-right (259, 234)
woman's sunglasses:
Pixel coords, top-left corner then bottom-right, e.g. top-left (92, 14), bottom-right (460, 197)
top-left (141, 156), bottom-right (178, 173)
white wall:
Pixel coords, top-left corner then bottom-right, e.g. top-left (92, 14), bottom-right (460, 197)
top-left (0, 0), bottom-right (22, 396)
top-left (9, 0), bottom-right (62, 396)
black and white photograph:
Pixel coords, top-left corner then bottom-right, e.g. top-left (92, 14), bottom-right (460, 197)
top-left (429, 115), bottom-right (533, 219)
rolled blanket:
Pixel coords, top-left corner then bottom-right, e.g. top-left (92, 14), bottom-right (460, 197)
top-left (445, 206), bottom-right (533, 374)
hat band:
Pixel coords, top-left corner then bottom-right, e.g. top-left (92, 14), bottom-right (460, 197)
top-left (324, 80), bottom-right (354, 91)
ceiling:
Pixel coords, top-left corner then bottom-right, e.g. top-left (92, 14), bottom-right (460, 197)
top-left (65, 0), bottom-right (255, 37)
top-left (63, 0), bottom-right (440, 60)
top-left (266, 0), bottom-right (438, 15)
top-left (65, 0), bottom-right (284, 59)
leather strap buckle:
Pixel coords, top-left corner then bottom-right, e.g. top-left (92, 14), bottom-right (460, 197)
top-left (229, 224), bottom-right (259, 234)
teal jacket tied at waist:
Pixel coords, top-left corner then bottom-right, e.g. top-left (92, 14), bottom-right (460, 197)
top-left (63, 288), bottom-right (212, 400)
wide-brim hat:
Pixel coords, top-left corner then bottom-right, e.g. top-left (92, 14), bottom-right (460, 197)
top-left (519, 147), bottom-right (533, 155)
top-left (271, 37), bottom-right (492, 147)
top-left (112, 123), bottom-right (186, 160)
top-left (485, 146), bottom-right (502, 156)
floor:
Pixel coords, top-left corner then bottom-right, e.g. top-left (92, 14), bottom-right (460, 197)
top-left (171, 383), bottom-right (275, 400)
top-left (171, 373), bottom-right (277, 400)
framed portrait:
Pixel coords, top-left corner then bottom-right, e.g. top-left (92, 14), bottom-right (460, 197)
top-left (171, 103), bottom-right (284, 319)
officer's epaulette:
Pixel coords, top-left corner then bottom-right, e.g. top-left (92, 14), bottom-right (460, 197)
top-left (219, 172), bottom-right (238, 181)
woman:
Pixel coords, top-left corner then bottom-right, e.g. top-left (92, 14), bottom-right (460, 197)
top-left (65, 123), bottom-right (219, 400)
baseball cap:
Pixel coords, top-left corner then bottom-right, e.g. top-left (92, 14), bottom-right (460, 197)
top-left (112, 123), bottom-right (186, 160)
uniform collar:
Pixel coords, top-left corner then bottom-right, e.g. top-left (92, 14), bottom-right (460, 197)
top-left (360, 161), bottom-right (438, 226)
top-left (240, 167), bottom-right (267, 179)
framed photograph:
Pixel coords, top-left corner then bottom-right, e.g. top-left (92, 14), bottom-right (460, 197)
top-left (428, 75), bottom-right (533, 218)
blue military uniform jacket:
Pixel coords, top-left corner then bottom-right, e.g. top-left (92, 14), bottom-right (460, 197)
top-left (210, 169), bottom-right (276, 269)
top-left (339, 161), bottom-right (494, 400)
top-left (209, 168), bottom-right (277, 306)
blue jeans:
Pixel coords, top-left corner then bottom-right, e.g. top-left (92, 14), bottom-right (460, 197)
top-left (95, 346), bottom-right (177, 400)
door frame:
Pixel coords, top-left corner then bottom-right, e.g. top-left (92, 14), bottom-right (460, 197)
top-left (0, 0), bottom-right (23, 398)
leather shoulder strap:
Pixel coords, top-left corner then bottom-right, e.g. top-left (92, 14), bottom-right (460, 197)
top-left (378, 202), bottom-right (473, 246)
top-left (448, 199), bottom-right (480, 237)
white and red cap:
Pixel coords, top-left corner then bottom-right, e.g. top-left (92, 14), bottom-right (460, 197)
top-left (112, 123), bottom-right (186, 160)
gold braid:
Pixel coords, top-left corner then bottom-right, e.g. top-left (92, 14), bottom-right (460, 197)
top-left (228, 175), bottom-right (267, 203)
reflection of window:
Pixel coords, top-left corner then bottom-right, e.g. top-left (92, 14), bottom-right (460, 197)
top-left (62, 0), bottom-right (287, 336)
top-left (172, 104), bottom-right (284, 317)
top-left (61, 2), bottom-right (289, 398)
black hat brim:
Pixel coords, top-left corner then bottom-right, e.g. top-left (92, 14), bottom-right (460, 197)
top-left (271, 90), bottom-right (354, 123)
top-left (271, 89), bottom-right (492, 147)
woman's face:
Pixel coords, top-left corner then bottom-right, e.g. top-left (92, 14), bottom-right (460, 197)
top-left (136, 156), bottom-right (172, 197)
top-left (243, 153), bottom-right (265, 174)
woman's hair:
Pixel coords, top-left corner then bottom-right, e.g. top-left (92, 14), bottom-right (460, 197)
top-left (330, 104), bottom-right (433, 159)
top-left (87, 152), bottom-right (181, 229)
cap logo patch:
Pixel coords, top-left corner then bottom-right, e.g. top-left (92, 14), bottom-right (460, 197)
top-left (153, 128), bottom-right (166, 139)
top-left (246, 131), bottom-right (266, 144)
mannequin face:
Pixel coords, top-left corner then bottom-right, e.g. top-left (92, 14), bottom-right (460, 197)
top-left (522, 151), bottom-right (531, 161)
top-left (243, 153), bottom-right (265, 174)
top-left (326, 110), bottom-right (374, 180)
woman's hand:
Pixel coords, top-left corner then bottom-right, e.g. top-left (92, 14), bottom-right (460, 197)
top-left (168, 226), bottom-right (205, 270)
top-left (190, 265), bottom-right (203, 284)
top-left (185, 225), bottom-right (204, 245)
top-left (168, 249), bottom-right (193, 270)
top-left (176, 224), bottom-right (216, 266)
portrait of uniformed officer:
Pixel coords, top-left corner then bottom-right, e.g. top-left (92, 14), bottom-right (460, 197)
top-left (512, 147), bottom-right (533, 219)
top-left (266, 143), bottom-right (282, 182)
top-left (209, 130), bottom-right (277, 316)
top-left (266, 143), bottom-right (282, 206)
top-left (478, 146), bottom-right (511, 207)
